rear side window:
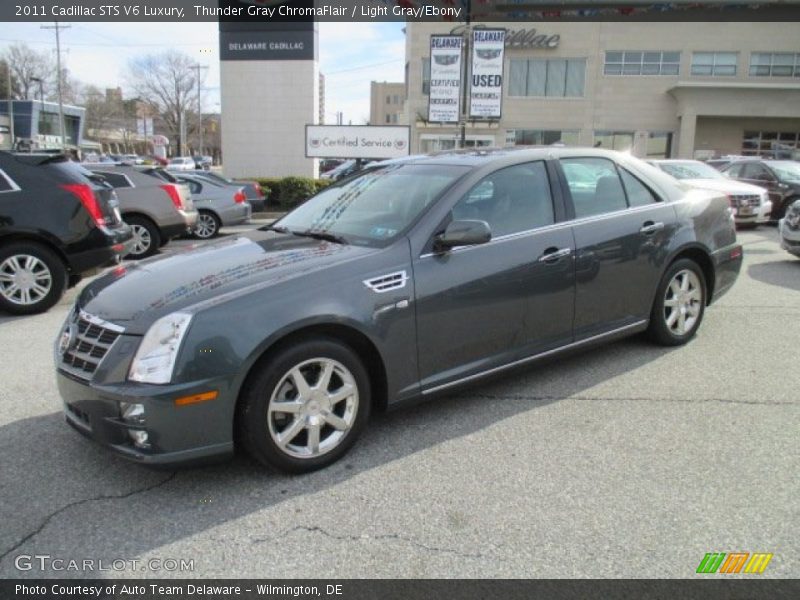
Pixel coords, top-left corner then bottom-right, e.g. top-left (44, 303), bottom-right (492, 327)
top-left (560, 158), bottom-right (627, 218)
top-left (181, 179), bottom-right (202, 195)
top-left (724, 163), bottom-right (743, 177)
top-left (619, 168), bottom-right (658, 206)
top-left (741, 163), bottom-right (772, 181)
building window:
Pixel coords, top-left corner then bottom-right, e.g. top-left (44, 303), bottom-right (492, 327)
top-left (593, 131), bottom-right (634, 152)
top-left (514, 129), bottom-right (580, 146)
top-left (742, 131), bottom-right (800, 157)
top-left (385, 115), bottom-right (391, 124)
top-left (750, 53), bottom-right (800, 77)
top-left (646, 132), bottom-right (673, 158)
top-left (604, 51), bottom-right (680, 76)
top-left (386, 95), bottom-right (391, 104)
top-left (422, 58), bottom-right (430, 95)
top-left (509, 58), bottom-right (586, 98)
top-left (37, 111), bottom-right (61, 136)
top-left (691, 52), bottom-right (737, 76)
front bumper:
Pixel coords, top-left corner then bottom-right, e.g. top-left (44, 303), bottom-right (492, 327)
top-left (57, 370), bottom-right (235, 466)
top-left (733, 200), bottom-right (771, 224)
top-left (779, 218), bottom-right (800, 257)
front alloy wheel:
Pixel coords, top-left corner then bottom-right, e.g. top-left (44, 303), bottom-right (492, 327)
top-left (238, 338), bottom-right (371, 473)
top-left (268, 358), bottom-right (359, 459)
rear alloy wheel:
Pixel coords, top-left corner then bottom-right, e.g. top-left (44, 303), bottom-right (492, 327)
top-left (125, 216), bottom-right (161, 259)
top-left (194, 211), bottom-right (220, 239)
top-left (238, 338), bottom-right (371, 473)
top-left (0, 243), bottom-right (66, 315)
top-left (647, 258), bottom-right (706, 346)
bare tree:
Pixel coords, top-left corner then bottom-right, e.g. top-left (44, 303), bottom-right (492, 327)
top-left (127, 50), bottom-right (199, 155)
top-left (2, 43), bottom-right (54, 100)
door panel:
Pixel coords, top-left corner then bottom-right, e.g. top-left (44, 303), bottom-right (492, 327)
top-left (412, 160), bottom-right (575, 390)
top-left (559, 157), bottom-right (677, 339)
top-left (414, 228), bottom-right (575, 388)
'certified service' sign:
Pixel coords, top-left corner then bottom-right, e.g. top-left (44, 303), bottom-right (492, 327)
top-left (305, 126), bottom-right (410, 159)
top-left (469, 29), bottom-right (505, 119)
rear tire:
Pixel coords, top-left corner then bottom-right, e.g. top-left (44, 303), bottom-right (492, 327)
top-left (647, 258), bottom-right (706, 346)
top-left (194, 210), bottom-right (220, 239)
top-left (125, 216), bottom-right (161, 259)
top-left (238, 338), bottom-right (371, 473)
top-left (0, 242), bottom-right (66, 315)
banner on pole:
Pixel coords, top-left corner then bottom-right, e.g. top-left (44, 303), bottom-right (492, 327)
top-left (469, 29), bottom-right (505, 119)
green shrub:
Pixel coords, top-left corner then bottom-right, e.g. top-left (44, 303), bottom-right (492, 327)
top-left (251, 176), bottom-right (332, 210)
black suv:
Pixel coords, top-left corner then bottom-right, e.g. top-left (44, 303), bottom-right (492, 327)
top-left (0, 152), bottom-right (133, 314)
top-left (722, 159), bottom-right (800, 220)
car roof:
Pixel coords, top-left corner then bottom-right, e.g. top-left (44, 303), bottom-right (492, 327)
top-left (375, 146), bottom-right (640, 168)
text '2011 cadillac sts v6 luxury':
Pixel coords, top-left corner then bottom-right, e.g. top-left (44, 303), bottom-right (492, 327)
top-left (55, 148), bottom-right (743, 473)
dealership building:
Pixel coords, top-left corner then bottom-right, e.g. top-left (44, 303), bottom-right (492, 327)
top-left (405, 22), bottom-right (800, 159)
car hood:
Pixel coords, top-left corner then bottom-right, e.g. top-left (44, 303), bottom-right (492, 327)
top-left (78, 231), bottom-right (374, 333)
top-left (681, 178), bottom-right (766, 195)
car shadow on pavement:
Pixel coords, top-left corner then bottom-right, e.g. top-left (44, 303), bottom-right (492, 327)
top-left (747, 259), bottom-right (800, 292)
top-left (0, 334), bottom-right (677, 576)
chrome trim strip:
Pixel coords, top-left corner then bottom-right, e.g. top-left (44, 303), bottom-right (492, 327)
top-left (420, 203), bottom-right (672, 259)
top-left (421, 320), bottom-right (648, 396)
top-left (79, 309), bottom-right (126, 333)
top-left (0, 168), bottom-right (21, 193)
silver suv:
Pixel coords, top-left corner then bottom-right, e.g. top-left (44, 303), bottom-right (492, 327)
top-left (88, 165), bottom-right (198, 258)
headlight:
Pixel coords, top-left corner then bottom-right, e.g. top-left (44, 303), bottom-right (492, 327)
top-left (129, 312), bottom-right (193, 384)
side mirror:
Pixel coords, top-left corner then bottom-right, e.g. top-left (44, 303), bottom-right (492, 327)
top-left (434, 219), bottom-right (491, 251)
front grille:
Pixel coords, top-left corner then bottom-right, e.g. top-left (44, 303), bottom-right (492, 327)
top-left (59, 311), bottom-right (124, 379)
top-left (731, 194), bottom-right (761, 208)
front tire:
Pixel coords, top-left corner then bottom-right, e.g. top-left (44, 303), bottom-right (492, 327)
top-left (0, 242), bottom-right (66, 315)
top-left (647, 258), bottom-right (707, 346)
top-left (238, 338), bottom-right (371, 473)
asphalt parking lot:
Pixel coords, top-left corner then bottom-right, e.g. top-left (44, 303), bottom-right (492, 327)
top-left (0, 224), bottom-right (797, 579)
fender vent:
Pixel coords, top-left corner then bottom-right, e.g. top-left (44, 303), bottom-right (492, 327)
top-left (364, 271), bottom-right (408, 293)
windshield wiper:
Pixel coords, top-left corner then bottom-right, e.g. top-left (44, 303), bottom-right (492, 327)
top-left (293, 229), bottom-right (348, 245)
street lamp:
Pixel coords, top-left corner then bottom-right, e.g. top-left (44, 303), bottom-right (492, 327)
top-left (29, 77), bottom-right (45, 147)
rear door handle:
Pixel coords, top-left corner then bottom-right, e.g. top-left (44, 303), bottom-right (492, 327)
top-left (538, 247), bottom-right (572, 263)
top-left (640, 221), bottom-right (665, 235)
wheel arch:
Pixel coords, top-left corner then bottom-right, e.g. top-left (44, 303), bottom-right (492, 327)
top-left (665, 243), bottom-right (715, 305)
top-left (0, 231), bottom-right (70, 273)
top-left (234, 320), bottom-right (390, 429)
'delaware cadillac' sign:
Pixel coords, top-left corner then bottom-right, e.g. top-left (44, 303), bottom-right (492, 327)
top-left (305, 125), bottom-right (411, 159)
top-left (469, 29), bottom-right (505, 119)
top-left (428, 35), bottom-right (463, 124)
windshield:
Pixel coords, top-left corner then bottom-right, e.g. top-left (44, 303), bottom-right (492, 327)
top-left (658, 161), bottom-right (725, 180)
top-left (767, 161), bottom-right (800, 181)
top-left (273, 164), bottom-right (468, 247)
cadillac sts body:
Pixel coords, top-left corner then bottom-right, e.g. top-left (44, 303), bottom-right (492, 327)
top-left (55, 148), bottom-right (743, 473)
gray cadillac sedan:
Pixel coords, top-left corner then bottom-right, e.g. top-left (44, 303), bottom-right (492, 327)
top-left (55, 148), bottom-right (743, 473)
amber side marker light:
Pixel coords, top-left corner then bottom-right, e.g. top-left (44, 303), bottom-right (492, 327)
top-left (175, 391), bottom-right (219, 406)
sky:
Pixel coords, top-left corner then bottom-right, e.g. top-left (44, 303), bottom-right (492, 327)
top-left (0, 22), bottom-right (407, 124)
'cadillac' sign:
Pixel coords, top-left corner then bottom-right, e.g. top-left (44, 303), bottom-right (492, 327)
top-left (428, 35), bottom-right (463, 124)
top-left (305, 125), bottom-right (410, 160)
top-left (469, 29), bottom-right (505, 119)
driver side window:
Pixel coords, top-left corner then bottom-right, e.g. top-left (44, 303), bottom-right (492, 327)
top-left (451, 162), bottom-right (555, 238)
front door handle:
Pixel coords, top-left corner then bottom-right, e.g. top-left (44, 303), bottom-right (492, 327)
top-left (538, 247), bottom-right (572, 263)
top-left (640, 221), bottom-right (665, 235)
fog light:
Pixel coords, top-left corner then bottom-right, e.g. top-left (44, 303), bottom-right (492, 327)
top-left (120, 402), bottom-right (145, 425)
top-left (128, 429), bottom-right (150, 449)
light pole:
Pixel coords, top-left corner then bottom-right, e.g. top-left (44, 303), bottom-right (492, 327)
top-left (41, 22), bottom-right (70, 150)
top-left (191, 63), bottom-right (208, 156)
top-left (30, 76), bottom-right (44, 147)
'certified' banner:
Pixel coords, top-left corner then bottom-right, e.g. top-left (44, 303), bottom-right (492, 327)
top-left (469, 29), bottom-right (505, 119)
top-left (428, 35), bottom-right (462, 124)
